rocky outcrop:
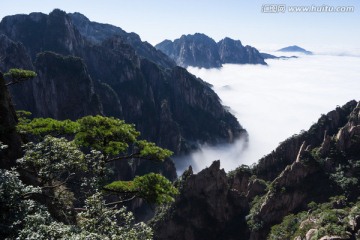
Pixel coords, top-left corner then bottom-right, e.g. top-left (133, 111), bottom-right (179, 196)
top-left (336, 102), bottom-right (360, 153)
top-left (155, 34), bottom-right (266, 68)
top-left (152, 161), bottom-right (249, 240)
top-left (0, 9), bottom-right (244, 155)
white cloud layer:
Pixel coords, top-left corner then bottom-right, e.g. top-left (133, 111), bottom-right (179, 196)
top-left (174, 54), bottom-right (360, 174)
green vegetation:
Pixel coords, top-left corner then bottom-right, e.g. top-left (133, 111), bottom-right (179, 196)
top-left (17, 115), bottom-right (173, 162)
top-left (246, 195), bottom-right (266, 231)
top-left (4, 68), bottom-right (37, 86)
top-left (268, 196), bottom-right (355, 240)
top-left (1, 113), bottom-right (178, 239)
top-left (105, 173), bottom-right (179, 204)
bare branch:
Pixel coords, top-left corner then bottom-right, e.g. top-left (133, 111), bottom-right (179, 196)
top-left (105, 152), bottom-right (162, 163)
top-left (104, 195), bottom-right (137, 206)
top-left (41, 173), bottom-right (75, 190)
top-left (105, 153), bottom-right (141, 163)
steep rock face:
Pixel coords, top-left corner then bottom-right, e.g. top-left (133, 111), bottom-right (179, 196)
top-left (0, 72), bottom-right (22, 168)
top-left (152, 161), bottom-right (249, 240)
top-left (33, 52), bottom-right (102, 120)
top-left (217, 37), bottom-right (266, 65)
top-left (0, 35), bottom-right (33, 70)
top-left (0, 10), bottom-right (244, 155)
top-left (253, 100), bottom-right (357, 181)
top-left (249, 159), bottom-right (329, 239)
top-left (0, 35), bottom-right (36, 112)
top-left (155, 34), bottom-right (266, 68)
top-left (0, 10), bottom-right (85, 58)
top-left (336, 102), bottom-right (360, 154)
top-left (156, 33), bottom-right (222, 68)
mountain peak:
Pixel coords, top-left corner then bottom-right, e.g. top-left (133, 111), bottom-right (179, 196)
top-left (277, 45), bottom-right (313, 54)
top-left (69, 12), bottom-right (90, 22)
top-left (49, 8), bottom-right (67, 17)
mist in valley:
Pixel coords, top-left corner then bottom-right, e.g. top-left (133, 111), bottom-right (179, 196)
top-left (174, 53), bottom-right (360, 174)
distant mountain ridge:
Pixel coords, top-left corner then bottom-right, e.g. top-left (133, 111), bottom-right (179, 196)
top-left (277, 45), bottom-right (313, 55)
top-left (155, 33), bottom-right (266, 68)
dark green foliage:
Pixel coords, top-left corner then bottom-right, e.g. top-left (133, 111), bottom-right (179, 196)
top-left (330, 164), bottom-right (358, 192)
top-left (17, 115), bottom-right (173, 161)
top-left (136, 140), bottom-right (173, 161)
top-left (268, 214), bottom-right (302, 240)
top-left (246, 195), bottom-right (266, 231)
top-left (4, 68), bottom-right (37, 86)
top-left (105, 173), bottom-right (179, 204)
top-left (17, 117), bottom-right (79, 137)
top-left (75, 116), bottom-right (139, 156)
top-left (227, 164), bottom-right (252, 178)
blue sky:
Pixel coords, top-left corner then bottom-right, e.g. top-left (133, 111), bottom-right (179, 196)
top-left (0, 0), bottom-right (359, 51)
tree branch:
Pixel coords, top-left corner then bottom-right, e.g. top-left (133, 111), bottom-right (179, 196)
top-left (104, 195), bottom-right (137, 206)
top-left (5, 77), bottom-right (31, 86)
top-left (105, 153), bottom-right (141, 163)
top-left (41, 173), bottom-right (75, 190)
top-left (102, 186), bottom-right (139, 195)
top-left (105, 153), bottom-right (162, 163)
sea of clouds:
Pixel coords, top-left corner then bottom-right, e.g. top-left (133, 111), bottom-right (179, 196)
top-left (174, 53), bottom-right (360, 175)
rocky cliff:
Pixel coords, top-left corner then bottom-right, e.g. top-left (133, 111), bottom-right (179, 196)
top-left (0, 9), bottom-right (244, 156)
top-left (155, 34), bottom-right (266, 68)
top-left (151, 100), bottom-right (360, 240)
top-left (0, 71), bottom-right (22, 168)
top-left (151, 161), bottom-right (250, 240)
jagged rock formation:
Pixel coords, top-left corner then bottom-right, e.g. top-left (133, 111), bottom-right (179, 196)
top-left (151, 161), bottom-right (249, 240)
top-left (0, 9), bottom-right (244, 156)
top-left (155, 34), bottom-right (266, 68)
top-left (151, 100), bottom-right (360, 240)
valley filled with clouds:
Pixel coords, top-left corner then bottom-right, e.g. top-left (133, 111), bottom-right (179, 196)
top-left (175, 53), bottom-right (360, 173)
